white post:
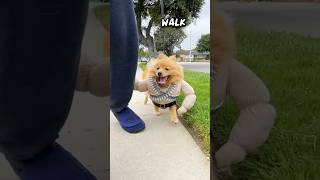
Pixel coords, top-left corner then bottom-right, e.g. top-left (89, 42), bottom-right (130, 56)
top-left (189, 31), bottom-right (192, 62)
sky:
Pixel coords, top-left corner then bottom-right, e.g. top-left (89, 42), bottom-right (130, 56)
top-left (141, 0), bottom-right (210, 51)
top-left (180, 0), bottom-right (210, 50)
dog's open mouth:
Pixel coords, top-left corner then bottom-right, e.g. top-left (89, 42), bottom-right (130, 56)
top-left (156, 76), bottom-right (169, 85)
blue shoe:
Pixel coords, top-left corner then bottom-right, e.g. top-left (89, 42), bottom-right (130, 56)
top-left (112, 107), bottom-right (145, 133)
top-left (17, 143), bottom-right (96, 180)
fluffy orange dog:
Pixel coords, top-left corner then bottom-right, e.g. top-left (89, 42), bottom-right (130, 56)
top-left (135, 53), bottom-right (196, 123)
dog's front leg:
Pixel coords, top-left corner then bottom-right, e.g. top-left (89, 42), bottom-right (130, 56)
top-left (153, 105), bottom-right (161, 116)
top-left (169, 105), bottom-right (179, 123)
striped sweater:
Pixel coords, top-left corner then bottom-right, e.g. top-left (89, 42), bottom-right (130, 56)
top-left (135, 76), bottom-right (196, 112)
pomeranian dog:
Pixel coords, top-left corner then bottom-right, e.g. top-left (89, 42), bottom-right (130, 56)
top-left (135, 53), bottom-right (196, 123)
top-left (142, 55), bottom-right (183, 104)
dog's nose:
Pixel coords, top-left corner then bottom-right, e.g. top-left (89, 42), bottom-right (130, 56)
top-left (157, 72), bottom-right (162, 76)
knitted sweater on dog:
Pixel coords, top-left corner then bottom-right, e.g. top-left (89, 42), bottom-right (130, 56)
top-left (147, 76), bottom-right (179, 105)
top-left (135, 76), bottom-right (196, 111)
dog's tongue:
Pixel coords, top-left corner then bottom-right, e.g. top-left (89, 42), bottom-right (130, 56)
top-left (159, 76), bottom-right (168, 85)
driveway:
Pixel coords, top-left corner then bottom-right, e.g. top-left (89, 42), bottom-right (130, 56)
top-left (219, 2), bottom-right (320, 37)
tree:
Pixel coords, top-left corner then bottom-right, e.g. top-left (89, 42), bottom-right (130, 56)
top-left (134, 0), bottom-right (205, 56)
top-left (154, 27), bottom-right (186, 56)
top-left (196, 33), bottom-right (210, 53)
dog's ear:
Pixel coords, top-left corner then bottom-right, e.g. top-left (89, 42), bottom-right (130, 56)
top-left (158, 52), bottom-right (167, 59)
top-left (169, 55), bottom-right (176, 61)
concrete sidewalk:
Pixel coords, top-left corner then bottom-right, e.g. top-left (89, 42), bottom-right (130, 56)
top-left (110, 70), bottom-right (210, 180)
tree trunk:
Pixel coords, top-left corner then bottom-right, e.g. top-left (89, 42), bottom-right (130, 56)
top-left (160, 0), bottom-right (164, 17)
top-left (137, 19), bottom-right (157, 57)
top-left (136, 0), bottom-right (157, 57)
top-left (146, 36), bottom-right (157, 57)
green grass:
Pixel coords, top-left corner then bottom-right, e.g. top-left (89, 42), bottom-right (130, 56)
top-left (178, 70), bottom-right (210, 154)
top-left (139, 63), bottom-right (147, 70)
top-left (214, 26), bottom-right (320, 179)
top-left (139, 63), bottom-right (210, 154)
top-left (94, 4), bottom-right (109, 30)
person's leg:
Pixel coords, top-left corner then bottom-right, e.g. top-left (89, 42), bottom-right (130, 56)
top-left (110, 0), bottom-right (145, 133)
top-left (0, 1), bottom-right (95, 179)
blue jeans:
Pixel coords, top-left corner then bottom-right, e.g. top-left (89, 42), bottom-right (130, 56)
top-left (110, 0), bottom-right (139, 112)
top-left (0, 0), bottom-right (88, 169)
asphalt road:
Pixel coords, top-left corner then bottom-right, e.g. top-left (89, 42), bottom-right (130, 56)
top-left (179, 62), bottom-right (210, 73)
top-left (218, 2), bottom-right (320, 37)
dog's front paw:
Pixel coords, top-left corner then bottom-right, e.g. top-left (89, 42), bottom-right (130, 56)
top-left (177, 106), bottom-right (187, 116)
top-left (170, 117), bottom-right (179, 124)
top-left (154, 111), bottom-right (161, 116)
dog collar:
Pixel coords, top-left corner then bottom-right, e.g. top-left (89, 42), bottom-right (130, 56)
top-left (153, 101), bottom-right (177, 109)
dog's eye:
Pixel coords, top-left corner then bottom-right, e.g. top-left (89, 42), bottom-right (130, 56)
top-left (165, 68), bottom-right (169, 71)
top-left (157, 67), bottom-right (160, 70)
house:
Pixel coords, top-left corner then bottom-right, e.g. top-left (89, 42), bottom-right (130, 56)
top-left (175, 49), bottom-right (192, 62)
top-left (175, 49), bottom-right (210, 62)
top-left (190, 50), bottom-right (210, 61)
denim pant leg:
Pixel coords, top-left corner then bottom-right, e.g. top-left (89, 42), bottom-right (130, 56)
top-left (0, 0), bottom-right (88, 167)
top-left (110, 0), bottom-right (139, 112)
